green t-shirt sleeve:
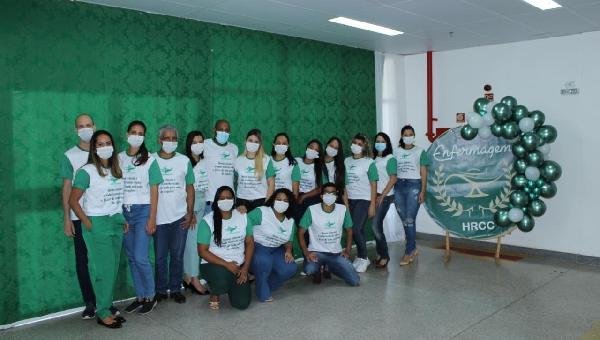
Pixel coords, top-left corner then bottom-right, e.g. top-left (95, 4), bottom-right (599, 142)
top-left (321, 171), bottom-right (328, 185)
top-left (343, 209), bottom-right (353, 229)
top-left (72, 169), bottom-right (90, 190)
top-left (59, 154), bottom-right (74, 180)
top-left (386, 157), bottom-right (398, 175)
top-left (265, 160), bottom-right (276, 178)
top-left (185, 161), bottom-right (195, 185)
top-left (246, 208), bottom-right (262, 227)
top-left (291, 164), bottom-right (301, 181)
top-left (197, 219), bottom-right (212, 245)
top-left (149, 159), bottom-right (164, 185)
top-left (367, 162), bottom-right (379, 181)
top-left (299, 208), bottom-right (312, 229)
top-left (289, 223), bottom-right (296, 242)
top-left (246, 221), bottom-right (254, 236)
top-left (420, 150), bottom-right (430, 166)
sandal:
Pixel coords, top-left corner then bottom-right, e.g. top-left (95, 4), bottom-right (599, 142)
top-left (375, 258), bottom-right (389, 268)
top-left (409, 249), bottom-right (419, 263)
top-left (96, 317), bottom-right (122, 329)
top-left (399, 255), bottom-right (411, 266)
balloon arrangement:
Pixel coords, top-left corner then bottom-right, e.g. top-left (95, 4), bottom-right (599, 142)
top-left (460, 96), bottom-right (561, 232)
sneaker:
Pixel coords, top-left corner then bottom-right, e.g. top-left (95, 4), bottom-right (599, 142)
top-left (125, 299), bottom-right (144, 313)
top-left (109, 306), bottom-right (120, 316)
top-left (352, 258), bottom-right (360, 270)
top-left (300, 271), bottom-right (307, 276)
top-left (171, 292), bottom-right (186, 304)
top-left (81, 305), bottom-right (95, 320)
top-left (355, 258), bottom-right (370, 273)
top-left (138, 298), bottom-right (158, 315)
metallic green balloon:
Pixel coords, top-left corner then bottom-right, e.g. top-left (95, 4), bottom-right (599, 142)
top-left (510, 190), bottom-right (530, 208)
top-left (490, 123), bottom-right (503, 137)
top-left (529, 110), bottom-right (545, 128)
top-left (535, 179), bottom-right (545, 187)
top-left (460, 125), bottom-right (478, 140)
top-left (526, 150), bottom-right (544, 167)
top-left (528, 199), bottom-right (547, 217)
top-left (539, 181), bottom-right (557, 198)
top-left (529, 192), bottom-right (538, 200)
top-left (500, 96), bottom-right (517, 110)
top-left (512, 105), bottom-right (529, 122)
top-left (537, 125), bottom-right (558, 144)
top-left (511, 174), bottom-right (528, 188)
top-left (494, 209), bottom-right (512, 228)
top-left (514, 159), bottom-right (528, 174)
top-left (540, 160), bottom-right (562, 181)
top-left (526, 180), bottom-right (536, 189)
top-left (517, 214), bottom-right (535, 232)
top-left (521, 132), bottom-right (540, 151)
top-left (473, 97), bottom-right (490, 115)
top-left (512, 142), bottom-right (527, 158)
top-left (493, 103), bottom-right (513, 122)
top-left (502, 121), bottom-right (520, 139)
top-left (533, 187), bottom-right (540, 195)
top-left (524, 187), bottom-right (531, 193)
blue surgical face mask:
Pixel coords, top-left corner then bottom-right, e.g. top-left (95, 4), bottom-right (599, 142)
top-left (216, 131), bottom-right (230, 144)
top-left (375, 142), bottom-right (386, 152)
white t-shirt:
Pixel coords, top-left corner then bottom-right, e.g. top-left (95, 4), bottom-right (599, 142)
top-left (394, 146), bottom-right (430, 179)
top-left (73, 164), bottom-right (124, 216)
top-left (118, 152), bottom-right (163, 205)
top-left (325, 160), bottom-right (336, 183)
top-left (197, 210), bottom-right (251, 265)
top-left (60, 146), bottom-right (89, 220)
top-left (374, 155), bottom-right (398, 196)
top-left (248, 206), bottom-right (295, 248)
top-left (203, 139), bottom-right (238, 201)
top-left (296, 157), bottom-right (317, 193)
top-left (193, 159), bottom-right (209, 212)
top-left (344, 157), bottom-right (379, 200)
top-left (299, 203), bottom-right (353, 254)
top-left (272, 158), bottom-right (301, 191)
top-left (153, 152), bottom-right (195, 225)
top-left (234, 155), bottom-right (275, 200)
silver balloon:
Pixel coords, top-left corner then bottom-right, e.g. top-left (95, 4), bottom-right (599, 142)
top-left (537, 143), bottom-right (551, 156)
top-left (508, 207), bottom-right (524, 223)
top-left (478, 126), bottom-right (492, 139)
top-left (518, 117), bottom-right (535, 133)
top-left (525, 166), bottom-right (541, 181)
top-left (482, 112), bottom-right (495, 126)
top-left (467, 113), bottom-right (484, 129)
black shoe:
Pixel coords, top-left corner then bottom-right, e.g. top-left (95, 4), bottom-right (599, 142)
top-left (114, 316), bottom-right (126, 323)
top-left (125, 300), bottom-right (144, 313)
top-left (312, 272), bottom-right (322, 284)
top-left (155, 292), bottom-right (169, 302)
top-left (109, 306), bottom-right (120, 316)
top-left (138, 298), bottom-right (158, 315)
top-left (323, 267), bottom-right (332, 280)
top-left (81, 305), bottom-right (95, 320)
top-left (96, 317), bottom-right (122, 329)
top-left (171, 292), bottom-right (186, 303)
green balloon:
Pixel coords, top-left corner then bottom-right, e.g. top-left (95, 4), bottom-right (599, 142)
top-left (493, 209), bottom-right (512, 228)
top-left (521, 132), bottom-right (540, 151)
top-left (511, 174), bottom-right (528, 188)
top-left (529, 110), bottom-right (545, 128)
top-left (512, 105), bottom-right (529, 122)
top-left (533, 187), bottom-right (540, 194)
top-left (490, 123), bottom-right (503, 137)
top-left (493, 103), bottom-right (513, 122)
top-left (540, 161), bottom-right (562, 181)
top-left (528, 192), bottom-right (537, 200)
top-left (500, 96), bottom-right (517, 110)
top-left (512, 142), bottom-right (527, 158)
top-left (514, 159), bottom-right (528, 174)
top-left (526, 150), bottom-right (544, 167)
top-left (517, 214), bottom-right (535, 232)
top-left (526, 180), bottom-right (536, 189)
top-left (535, 179), bottom-right (545, 187)
top-left (460, 125), bottom-right (478, 140)
top-left (502, 121), bottom-right (520, 139)
top-left (539, 181), bottom-right (557, 198)
top-left (473, 97), bottom-right (490, 115)
top-left (524, 187), bottom-right (531, 193)
top-left (528, 199), bottom-right (547, 217)
top-left (537, 125), bottom-right (558, 144)
top-left (510, 190), bottom-right (530, 208)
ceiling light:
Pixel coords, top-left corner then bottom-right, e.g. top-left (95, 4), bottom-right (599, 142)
top-left (521, 0), bottom-right (562, 10)
top-left (328, 17), bottom-right (403, 36)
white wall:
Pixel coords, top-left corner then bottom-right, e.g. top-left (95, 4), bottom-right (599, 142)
top-left (379, 31), bottom-right (600, 257)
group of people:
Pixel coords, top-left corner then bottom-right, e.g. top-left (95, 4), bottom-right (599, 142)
top-left (60, 114), bottom-right (430, 329)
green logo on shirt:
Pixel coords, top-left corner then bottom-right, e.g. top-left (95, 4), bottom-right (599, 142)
top-left (301, 169), bottom-right (310, 175)
top-left (161, 167), bottom-right (173, 175)
top-left (245, 166), bottom-right (255, 173)
top-left (399, 153), bottom-right (410, 159)
top-left (220, 152), bottom-right (231, 160)
top-left (278, 226), bottom-right (286, 234)
top-left (325, 221), bottom-right (335, 229)
top-left (226, 226), bottom-right (239, 234)
top-left (274, 166), bottom-right (281, 174)
top-left (348, 164), bottom-right (357, 170)
top-left (109, 177), bottom-right (119, 185)
top-left (125, 164), bottom-right (136, 173)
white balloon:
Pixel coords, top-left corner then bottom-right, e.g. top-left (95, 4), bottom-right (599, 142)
top-left (538, 143), bottom-right (551, 156)
top-left (485, 101), bottom-right (496, 115)
top-left (482, 112), bottom-right (495, 126)
top-left (478, 126), bottom-right (492, 139)
top-left (525, 166), bottom-right (541, 181)
top-left (519, 117), bottom-right (535, 133)
top-left (467, 114), bottom-right (484, 129)
top-left (508, 208), bottom-right (524, 223)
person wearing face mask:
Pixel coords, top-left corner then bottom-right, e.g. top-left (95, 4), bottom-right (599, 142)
top-left (323, 137), bottom-right (348, 205)
top-left (182, 131), bottom-right (211, 296)
top-left (295, 139), bottom-right (326, 220)
top-left (270, 133), bottom-right (300, 198)
top-left (68, 130), bottom-right (126, 328)
top-left (234, 129), bottom-right (276, 212)
top-left (59, 113), bottom-right (99, 319)
top-left (152, 125), bottom-right (196, 304)
top-left (203, 119), bottom-right (239, 215)
top-left (344, 134), bottom-right (379, 273)
top-left (371, 132), bottom-right (398, 269)
top-left (197, 186), bottom-right (254, 310)
top-left (118, 121), bottom-right (163, 314)
top-left (247, 188), bottom-right (297, 302)
top-left (394, 125), bottom-right (430, 266)
top-left (298, 183), bottom-right (359, 286)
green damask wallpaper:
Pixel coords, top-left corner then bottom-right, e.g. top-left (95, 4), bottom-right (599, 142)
top-left (0, 0), bottom-right (375, 324)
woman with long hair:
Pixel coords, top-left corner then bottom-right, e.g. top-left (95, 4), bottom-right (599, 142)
top-left (270, 133), bottom-right (300, 198)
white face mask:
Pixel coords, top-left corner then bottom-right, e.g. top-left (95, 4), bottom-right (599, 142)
top-left (322, 193), bottom-right (337, 206)
top-left (246, 141), bottom-right (260, 153)
top-left (350, 143), bottom-right (363, 155)
top-left (403, 136), bottom-right (415, 145)
top-left (273, 200), bottom-right (289, 214)
top-left (162, 141), bottom-right (178, 154)
top-left (96, 146), bottom-right (114, 160)
top-left (274, 144), bottom-right (288, 155)
top-left (77, 128), bottom-right (94, 143)
top-left (191, 142), bottom-right (204, 156)
top-left (217, 199), bottom-right (234, 211)
top-left (325, 145), bottom-right (338, 157)
top-left (305, 148), bottom-right (319, 160)
top-left (127, 135), bottom-right (144, 148)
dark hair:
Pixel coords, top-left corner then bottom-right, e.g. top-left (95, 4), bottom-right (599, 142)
top-left (399, 125), bottom-right (415, 149)
top-left (126, 120), bottom-right (149, 166)
top-left (271, 132), bottom-right (297, 166)
top-left (211, 186), bottom-right (235, 247)
top-left (320, 182), bottom-right (339, 196)
top-left (484, 84), bottom-right (492, 91)
top-left (185, 130), bottom-right (204, 166)
top-left (303, 139), bottom-right (324, 189)
top-left (214, 119), bottom-right (230, 130)
top-left (324, 137), bottom-right (346, 191)
top-left (372, 132), bottom-right (393, 158)
top-left (88, 130), bottom-right (122, 178)
top-left (265, 188), bottom-right (295, 220)
top-left (352, 133), bottom-right (371, 157)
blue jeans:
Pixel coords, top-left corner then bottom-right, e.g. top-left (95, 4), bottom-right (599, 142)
top-left (349, 199), bottom-right (370, 259)
top-left (154, 217), bottom-right (187, 294)
top-left (250, 243), bottom-right (297, 302)
top-left (304, 252), bottom-right (360, 286)
top-left (123, 204), bottom-right (155, 299)
top-left (394, 179), bottom-right (422, 255)
top-left (372, 195), bottom-right (393, 260)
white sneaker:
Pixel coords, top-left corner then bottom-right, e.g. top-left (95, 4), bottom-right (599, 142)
top-left (352, 258), bottom-right (360, 270)
top-left (355, 258), bottom-right (370, 273)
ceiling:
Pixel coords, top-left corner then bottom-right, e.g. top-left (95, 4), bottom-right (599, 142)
top-left (79, 0), bottom-right (600, 54)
